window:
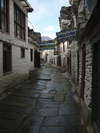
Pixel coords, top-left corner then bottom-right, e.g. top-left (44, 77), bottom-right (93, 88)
top-left (0, 0), bottom-right (8, 32)
top-left (57, 46), bottom-right (60, 54)
top-left (63, 42), bottom-right (65, 52)
top-left (67, 41), bottom-right (69, 48)
top-left (21, 48), bottom-right (25, 58)
top-left (14, 3), bottom-right (25, 40)
top-left (30, 49), bottom-right (33, 61)
top-left (3, 44), bottom-right (11, 73)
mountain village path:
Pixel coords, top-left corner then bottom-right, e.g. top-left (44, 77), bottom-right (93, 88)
top-left (0, 64), bottom-right (87, 133)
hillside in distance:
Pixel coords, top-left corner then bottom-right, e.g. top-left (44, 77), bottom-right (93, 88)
top-left (41, 36), bottom-right (52, 41)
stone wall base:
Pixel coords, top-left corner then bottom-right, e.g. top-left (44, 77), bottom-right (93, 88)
top-left (75, 86), bottom-right (94, 133)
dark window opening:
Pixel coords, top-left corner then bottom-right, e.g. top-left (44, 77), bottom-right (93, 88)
top-left (0, 0), bottom-right (8, 32)
top-left (14, 3), bottom-right (25, 40)
top-left (21, 48), bottom-right (25, 58)
top-left (30, 49), bottom-right (33, 61)
top-left (63, 42), bottom-right (65, 52)
top-left (3, 44), bottom-right (11, 73)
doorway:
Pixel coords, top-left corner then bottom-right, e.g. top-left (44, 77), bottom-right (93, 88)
top-left (92, 42), bottom-right (100, 133)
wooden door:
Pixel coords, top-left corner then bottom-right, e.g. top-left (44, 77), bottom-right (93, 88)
top-left (67, 57), bottom-right (69, 73)
top-left (34, 50), bottom-right (40, 68)
top-left (59, 56), bottom-right (61, 66)
top-left (63, 57), bottom-right (65, 69)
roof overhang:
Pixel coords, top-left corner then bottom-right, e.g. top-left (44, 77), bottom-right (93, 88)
top-left (18, 0), bottom-right (34, 12)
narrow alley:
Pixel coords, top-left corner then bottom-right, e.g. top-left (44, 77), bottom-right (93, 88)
top-left (0, 64), bottom-right (87, 133)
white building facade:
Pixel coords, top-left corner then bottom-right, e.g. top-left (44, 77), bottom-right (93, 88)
top-left (0, 0), bottom-right (33, 93)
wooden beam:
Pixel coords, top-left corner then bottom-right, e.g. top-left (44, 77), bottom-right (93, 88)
top-left (24, 5), bottom-right (29, 7)
top-left (18, 0), bottom-right (25, 1)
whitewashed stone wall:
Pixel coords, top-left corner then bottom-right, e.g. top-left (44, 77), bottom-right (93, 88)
top-left (0, 0), bottom-right (29, 93)
top-left (76, 0), bottom-right (92, 108)
top-left (59, 42), bottom-right (68, 68)
top-left (84, 41), bottom-right (92, 107)
top-left (0, 43), bottom-right (29, 94)
top-left (71, 41), bottom-right (77, 83)
top-left (77, 41), bottom-right (92, 108)
top-left (78, 46), bottom-right (82, 94)
top-left (48, 50), bottom-right (54, 63)
top-left (28, 41), bottom-right (35, 70)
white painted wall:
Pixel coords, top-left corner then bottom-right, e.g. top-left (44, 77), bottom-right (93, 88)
top-left (0, 0), bottom-right (31, 93)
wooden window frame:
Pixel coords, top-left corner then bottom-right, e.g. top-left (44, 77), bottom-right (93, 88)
top-left (14, 3), bottom-right (25, 40)
top-left (0, 0), bottom-right (9, 33)
top-left (3, 43), bottom-right (12, 75)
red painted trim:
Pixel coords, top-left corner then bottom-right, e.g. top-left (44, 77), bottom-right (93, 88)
top-left (14, 36), bottom-right (26, 42)
top-left (70, 54), bottom-right (71, 75)
top-left (8, 0), bottom-right (10, 34)
top-left (76, 14), bottom-right (78, 24)
top-left (0, 30), bottom-right (10, 35)
top-left (80, 44), bottom-right (86, 100)
top-left (87, 20), bottom-right (100, 40)
top-left (3, 71), bottom-right (13, 76)
top-left (78, 0), bottom-right (81, 3)
top-left (0, 0), bottom-right (10, 34)
top-left (11, 45), bottom-right (12, 72)
top-left (25, 16), bottom-right (26, 42)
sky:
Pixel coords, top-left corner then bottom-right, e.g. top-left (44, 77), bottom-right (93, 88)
top-left (28, 0), bottom-right (70, 39)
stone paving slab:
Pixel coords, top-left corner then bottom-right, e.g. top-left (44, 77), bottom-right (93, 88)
top-left (43, 116), bottom-right (71, 126)
top-left (38, 93), bottom-right (54, 99)
top-left (31, 107), bottom-right (58, 117)
top-left (0, 103), bottom-right (32, 114)
top-left (17, 116), bottom-right (44, 133)
top-left (36, 101), bottom-right (59, 108)
top-left (0, 64), bottom-right (87, 133)
top-left (53, 94), bottom-right (65, 102)
top-left (40, 127), bottom-right (70, 133)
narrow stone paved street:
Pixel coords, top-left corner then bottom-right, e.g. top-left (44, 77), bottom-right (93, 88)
top-left (0, 64), bottom-right (87, 133)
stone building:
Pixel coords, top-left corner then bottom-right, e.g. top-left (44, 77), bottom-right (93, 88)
top-left (56, 0), bottom-right (100, 132)
top-left (28, 28), bottom-right (41, 69)
top-left (56, 6), bottom-right (72, 68)
top-left (57, 5), bottom-right (77, 84)
top-left (41, 50), bottom-right (54, 64)
top-left (0, 0), bottom-right (33, 94)
top-left (69, 0), bottom-right (100, 133)
top-left (28, 28), bottom-right (41, 78)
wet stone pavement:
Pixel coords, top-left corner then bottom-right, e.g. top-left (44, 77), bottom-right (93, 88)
top-left (0, 64), bottom-right (87, 133)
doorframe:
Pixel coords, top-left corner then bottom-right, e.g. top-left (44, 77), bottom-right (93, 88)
top-left (91, 32), bottom-right (100, 133)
